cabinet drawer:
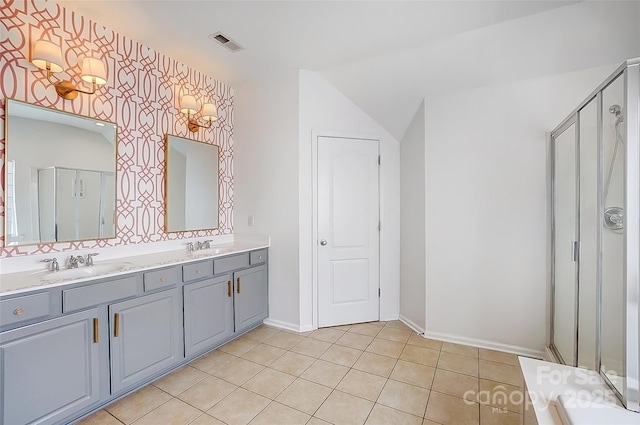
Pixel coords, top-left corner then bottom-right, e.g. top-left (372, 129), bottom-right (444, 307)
top-left (0, 293), bottom-right (51, 326)
top-left (63, 276), bottom-right (137, 313)
top-left (183, 261), bottom-right (213, 282)
top-left (250, 249), bottom-right (267, 265)
top-left (214, 253), bottom-right (249, 274)
top-left (143, 267), bottom-right (181, 292)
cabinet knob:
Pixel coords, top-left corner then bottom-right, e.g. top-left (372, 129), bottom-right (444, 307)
top-left (195, 270), bottom-right (201, 274)
top-left (13, 308), bottom-right (23, 316)
top-left (258, 256), bottom-right (263, 260)
top-left (160, 277), bottom-right (166, 283)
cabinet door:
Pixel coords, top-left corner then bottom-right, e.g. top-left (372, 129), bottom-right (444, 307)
top-left (109, 288), bottom-right (182, 394)
top-left (233, 265), bottom-right (268, 333)
top-left (0, 309), bottom-right (100, 425)
top-left (184, 275), bottom-right (234, 356)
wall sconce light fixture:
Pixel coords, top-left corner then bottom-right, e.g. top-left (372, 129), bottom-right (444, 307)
top-left (180, 94), bottom-right (218, 132)
top-left (31, 39), bottom-right (107, 100)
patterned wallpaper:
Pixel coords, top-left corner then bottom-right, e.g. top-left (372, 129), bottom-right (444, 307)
top-left (0, 0), bottom-right (234, 257)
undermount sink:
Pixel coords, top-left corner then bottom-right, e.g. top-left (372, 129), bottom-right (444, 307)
top-left (194, 247), bottom-right (233, 257)
top-left (35, 263), bottom-right (132, 282)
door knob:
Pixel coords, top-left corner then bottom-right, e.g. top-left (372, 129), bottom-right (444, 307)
top-left (320, 239), bottom-right (328, 246)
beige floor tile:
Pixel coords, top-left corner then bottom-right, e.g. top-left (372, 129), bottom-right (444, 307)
top-left (217, 338), bottom-right (260, 356)
top-left (214, 358), bottom-right (264, 385)
top-left (190, 414), bottom-right (227, 425)
top-left (442, 342), bottom-right (479, 358)
top-left (431, 368), bottom-right (478, 400)
top-left (132, 398), bottom-right (201, 425)
top-left (400, 345), bottom-right (440, 367)
top-left (336, 369), bottom-right (387, 401)
top-left (335, 332), bottom-right (374, 350)
top-left (308, 418), bottom-right (332, 425)
top-left (320, 344), bottom-right (363, 367)
top-left (437, 352), bottom-right (479, 377)
top-left (384, 320), bottom-right (412, 331)
top-left (243, 326), bottom-right (281, 343)
top-left (407, 334), bottom-right (443, 350)
top-left (479, 404), bottom-right (521, 425)
top-left (153, 365), bottom-right (208, 396)
top-left (242, 368), bottom-right (296, 399)
top-left (364, 403), bottom-right (423, 425)
top-left (177, 376), bottom-right (237, 411)
top-left (333, 324), bottom-right (353, 332)
top-left (478, 379), bottom-right (524, 413)
top-left (264, 332), bottom-right (306, 350)
top-left (479, 360), bottom-right (523, 387)
top-left (366, 338), bottom-right (406, 358)
top-left (315, 390), bottom-right (374, 425)
top-left (291, 338), bottom-right (332, 358)
top-left (479, 349), bottom-right (520, 366)
top-left (376, 327), bottom-right (412, 343)
top-left (309, 328), bottom-right (345, 343)
top-left (241, 343), bottom-right (286, 366)
top-left (353, 351), bottom-right (398, 377)
top-left (524, 413), bottom-right (540, 425)
top-left (248, 401), bottom-right (310, 425)
top-left (190, 350), bottom-right (237, 375)
top-left (349, 323), bottom-right (383, 337)
top-left (275, 378), bottom-right (332, 415)
top-left (301, 359), bottom-right (349, 387)
top-left (378, 379), bottom-right (430, 417)
top-left (269, 351), bottom-right (316, 376)
top-left (369, 321), bottom-right (386, 327)
top-left (207, 388), bottom-right (270, 425)
top-left (422, 420), bottom-right (441, 425)
top-left (106, 385), bottom-right (172, 424)
top-left (425, 391), bottom-right (479, 425)
top-left (76, 410), bottom-right (122, 425)
top-left (390, 360), bottom-right (435, 389)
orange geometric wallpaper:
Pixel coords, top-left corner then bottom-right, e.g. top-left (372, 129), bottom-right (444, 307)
top-left (0, 0), bottom-right (233, 257)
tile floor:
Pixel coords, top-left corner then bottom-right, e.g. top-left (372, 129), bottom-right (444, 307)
top-left (77, 321), bottom-right (536, 425)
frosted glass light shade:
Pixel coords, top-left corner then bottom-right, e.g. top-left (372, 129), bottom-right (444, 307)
top-left (32, 40), bottom-right (64, 73)
top-left (201, 103), bottom-right (218, 121)
top-left (180, 94), bottom-right (198, 115)
top-left (80, 57), bottom-right (107, 85)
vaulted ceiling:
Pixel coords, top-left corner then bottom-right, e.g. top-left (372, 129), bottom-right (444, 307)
top-left (58, 1), bottom-right (640, 139)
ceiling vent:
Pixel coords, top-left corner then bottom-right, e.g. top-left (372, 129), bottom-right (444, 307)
top-left (209, 32), bottom-right (244, 53)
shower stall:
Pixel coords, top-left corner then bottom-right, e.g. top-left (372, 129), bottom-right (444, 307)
top-left (547, 58), bottom-right (639, 411)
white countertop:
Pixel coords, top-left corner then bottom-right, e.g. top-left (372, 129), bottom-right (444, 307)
top-left (0, 240), bottom-right (269, 296)
top-left (519, 357), bottom-right (638, 425)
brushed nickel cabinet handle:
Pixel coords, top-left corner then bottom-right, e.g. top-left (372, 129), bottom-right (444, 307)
top-left (196, 269), bottom-right (201, 274)
top-left (93, 318), bottom-right (99, 343)
top-left (13, 308), bottom-right (23, 316)
top-left (237, 277), bottom-right (241, 294)
top-left (160, 277), bottom-right (166, 283)
top-left (227, 280), bottom-right (232, 297)
top-left (114, 313), bottom-right (120, 338)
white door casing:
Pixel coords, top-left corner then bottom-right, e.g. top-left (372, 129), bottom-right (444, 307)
top-left (317, 136), bottom-right (380, 327)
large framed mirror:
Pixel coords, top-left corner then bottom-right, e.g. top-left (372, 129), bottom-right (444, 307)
top-left (164, 134), bottom-right (219, 232)
top-left (4, 99), bottom-right (117, 246)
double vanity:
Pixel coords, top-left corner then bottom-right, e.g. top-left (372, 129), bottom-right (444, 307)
top-left (0, 242), bottom-right (269, 425)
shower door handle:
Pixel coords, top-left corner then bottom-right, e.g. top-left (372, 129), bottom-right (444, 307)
top-left (571, 241), bottom-right (579, 262)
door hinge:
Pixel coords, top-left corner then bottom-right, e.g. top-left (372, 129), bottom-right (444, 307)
top-left (378, 221), bottom-right (381, 231)
top-left (378, 155), bottom-right (381, 165)
top-left (378, 288), bottom-right (381, 297)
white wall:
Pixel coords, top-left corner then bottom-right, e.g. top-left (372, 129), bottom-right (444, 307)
top-left (298, 70), bottom-right (400, 329)
top-left (423, 64), bottom-right (618, 356)
top-left (234, 71), bottom-right (302, 329)
top-left (399, 101), bottom-right (426, 332)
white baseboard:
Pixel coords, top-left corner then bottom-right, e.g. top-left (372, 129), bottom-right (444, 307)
top-left (422, 330), bottom-right (545, 359)
top-left (380, 314), bottom-right (400, 322)
top-left (263, 318), bottom-right (315, 333)
top-left (544, 345), bottom-right (559, 362)
top-left (399, 315), bottom-right (425, 334)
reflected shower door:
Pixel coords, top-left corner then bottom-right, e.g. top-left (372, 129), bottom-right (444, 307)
top-left (553, 122), bottom-right (578, 366)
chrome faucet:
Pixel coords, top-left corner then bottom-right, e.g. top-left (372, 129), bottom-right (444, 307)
top-left (67, 255), bottom-right (85, 269)
top-left (195, 241), bottom-right (204, 251)
top-left (203, 240), bottom-right (213, 249)
top-left (186, 242), bottom-right (195, 253)
top-left (86, 253), bottom-right (99, 266)
top-left (41, 258), bottom-right (59, 272)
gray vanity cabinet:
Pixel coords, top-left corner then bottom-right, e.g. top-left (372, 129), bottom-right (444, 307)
top-left (233, 265), bottom-right (268, 333)
top-left (0, 309), bottom-right (100, 425)
top-left (109, 288), bottom-right (182, 394)
top-left (183, 275), bottom-right (234, 357)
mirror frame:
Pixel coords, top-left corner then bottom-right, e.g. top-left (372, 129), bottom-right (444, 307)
top-left (164, 133), bottom-right (220, 233)
top-left (3, 98), bottom-right (118, 247)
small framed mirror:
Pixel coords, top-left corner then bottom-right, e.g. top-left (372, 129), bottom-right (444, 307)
top-left (164, 134), bottom-right (219, 232)
top-left (4, 98), bottom-right (117, 246)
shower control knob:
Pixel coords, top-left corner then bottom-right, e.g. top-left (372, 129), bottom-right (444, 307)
top-left (320, 239), bottom-right (328, 246)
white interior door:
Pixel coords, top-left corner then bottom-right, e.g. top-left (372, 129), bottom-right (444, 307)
top-left (317, 136), bottom-right (380, 327)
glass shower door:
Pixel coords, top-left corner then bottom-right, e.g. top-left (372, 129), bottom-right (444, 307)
top-left (552, 122), bottom-right (578, 366)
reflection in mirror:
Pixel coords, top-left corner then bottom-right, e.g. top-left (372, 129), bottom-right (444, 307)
top-left (5, 99), bottom-right (117, 246)
top-left (165, 134), bottom-right (219, 232)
